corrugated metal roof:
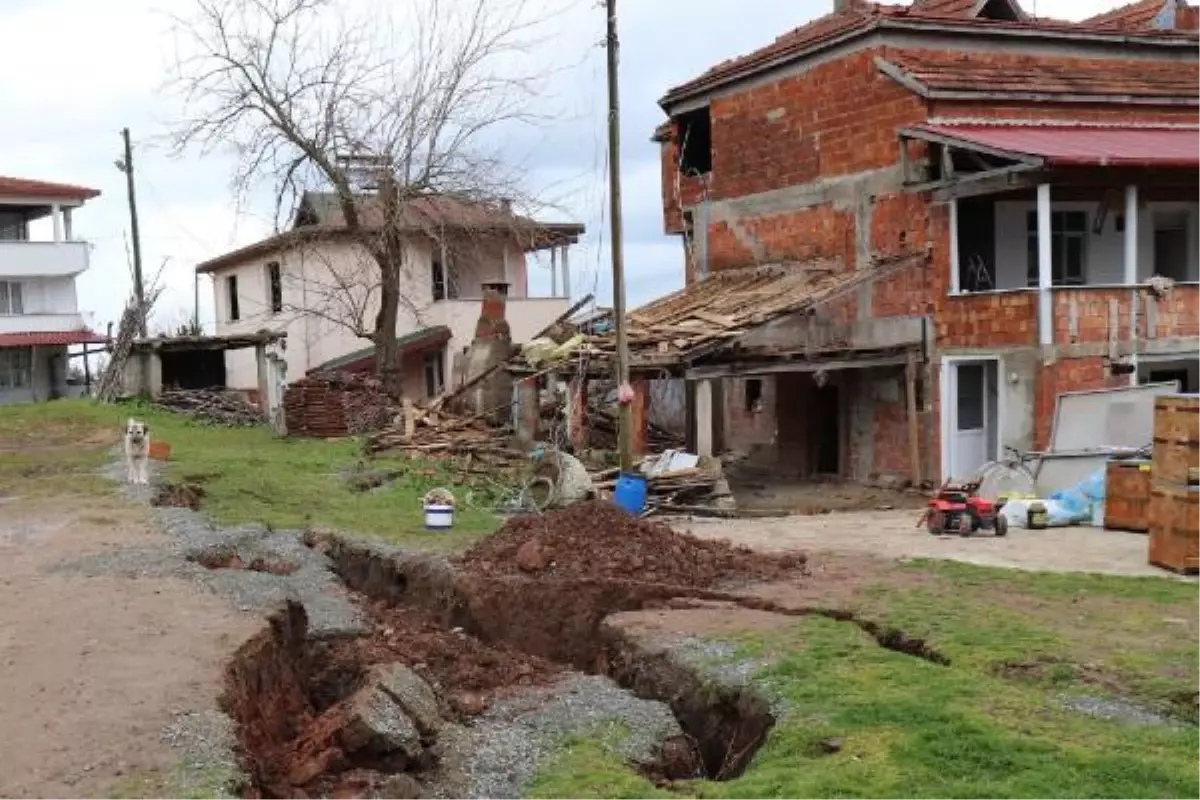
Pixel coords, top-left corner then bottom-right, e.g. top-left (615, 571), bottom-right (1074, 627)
top-left (0, 330), bottom-right (108, 347)
top-left (915, 124), bottom-right (1200, 166)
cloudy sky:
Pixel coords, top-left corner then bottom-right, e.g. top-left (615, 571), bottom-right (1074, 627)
top-left (1, 0), bottom-right (1128, 335)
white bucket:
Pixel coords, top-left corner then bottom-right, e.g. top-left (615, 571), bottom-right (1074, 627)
top-left (424, 503), bottom-right (454, 531)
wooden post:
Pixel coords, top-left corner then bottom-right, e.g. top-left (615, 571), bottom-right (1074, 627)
top-left (255, 344), bottom-right (269, 411)
top-left (568, 376), bottom-right (589, 452)
top-left (630, 378), bottom-right (649, 456)
top-left (402, 398), bottom-right (416, 439)
top-left (905, 350), bottom-right (922, 486)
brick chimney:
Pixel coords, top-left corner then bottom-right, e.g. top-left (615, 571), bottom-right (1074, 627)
top-left (1178, 2), bottom-right (1199, 30)
top-left (474, 281), bottom-right (512, 341)
top-left (833, 0), bottom-right (862, 12)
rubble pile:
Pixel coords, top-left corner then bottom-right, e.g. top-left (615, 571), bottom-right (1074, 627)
top-left (285, 372), bottom-right (396, 438)
top-left (154, 388), bottom-right (266, 426)
top-left (590, 464), bottom-right (729, 512)
top-left (456, 500), bottom-right (802, 586)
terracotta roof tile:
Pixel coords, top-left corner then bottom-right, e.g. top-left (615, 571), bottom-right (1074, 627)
top-left (0, 176), bottom-right (100, 202)
top-left (0, 330), bottom-right (108, 348)
top-left (660, 1), bottom-right (1196, 107)
top-left (881, 49), bottom-right (1199, 100)
top-left (1085, 0), bottom-right (1173, 29)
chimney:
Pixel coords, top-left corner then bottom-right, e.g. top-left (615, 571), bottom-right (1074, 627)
top-left (499, 197), bottom-right (513, 215)
top-left (1177, 3), bottom-right (1199, 30)
top-left (475, 281), bottom-right (512, 342)
top-left (833, 0), bottom-right (861, 12)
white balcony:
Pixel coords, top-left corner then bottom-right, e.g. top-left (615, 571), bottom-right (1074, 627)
top-left (0, 241), bottom-right (90, 277)
top-left (0, 313), bottom-right (89, 335)
top-left (432, 296), bottom-right (570, 350)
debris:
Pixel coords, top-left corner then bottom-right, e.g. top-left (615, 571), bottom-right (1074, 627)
top-left (515, 539), bottom-right (549, 572)
top-left (95, 286), bottom-right (165, 402)
top-left (342, 684), bottom-right (423, 758)
top-left (456, 500), bottom-right (803, 587)
top-left (154, 388), bottom-right (265, 426)
top-left (368, 663), bottom-right (443, 737)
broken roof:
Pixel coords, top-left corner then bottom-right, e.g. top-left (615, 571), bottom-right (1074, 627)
top-left (591, 251), bottom-right (928, 366)
top-left (659, 0), bottom-right (1197, 108)
top-left (307, 326), bottom-right (451, 375)
top-left (294, 192), bottom-right (584, 240)
top-left (877, 49), bottom-right (1199, 103)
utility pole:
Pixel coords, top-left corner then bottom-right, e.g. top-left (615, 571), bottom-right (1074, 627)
top-left (119, 128), bottom-right (147, 337)
top-left (605, 0), bottom-right (633, 471)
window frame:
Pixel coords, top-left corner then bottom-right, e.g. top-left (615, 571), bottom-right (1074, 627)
top-left (0, 281), bottom-right (24, 315)
top-left (266, 261), bottom-right (284, 315)
top-left (1025, 210), bottom-right (1087, 287)
top-left (226, 275), bottom-right (241, 322)
top-left (0, 347), bottom-right (33, 389)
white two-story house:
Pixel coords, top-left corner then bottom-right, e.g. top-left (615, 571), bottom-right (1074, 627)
top-left (196, 192), bottom-right (584, 400)
top-left (0, 176), bottom-right (106, 404)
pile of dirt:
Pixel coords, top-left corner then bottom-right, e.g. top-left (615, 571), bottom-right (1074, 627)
top-left (456, 501), bottom-right (805, 588)
top-left (316, 598), bottom-right (563, 717)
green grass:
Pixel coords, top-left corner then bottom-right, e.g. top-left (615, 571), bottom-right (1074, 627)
top-left (526, 722), bottom-right (675, 800)
top-left (0, 399), bottom-right (500, 550)
top-left (530, 563), bottom-right (1200, 799)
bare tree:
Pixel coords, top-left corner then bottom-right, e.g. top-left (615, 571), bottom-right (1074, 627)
top-left (168, 0), bottom-right (557, 393)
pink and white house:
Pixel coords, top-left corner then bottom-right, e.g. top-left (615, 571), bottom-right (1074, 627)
top-left (0, 176), bottom-right (107, 404)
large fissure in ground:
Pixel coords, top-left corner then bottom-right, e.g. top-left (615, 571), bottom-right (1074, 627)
top-left (221, 530), bottom-right (949, 798)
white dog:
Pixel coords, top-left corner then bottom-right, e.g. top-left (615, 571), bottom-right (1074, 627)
top-left (124, 418), bottom-right (151, 485)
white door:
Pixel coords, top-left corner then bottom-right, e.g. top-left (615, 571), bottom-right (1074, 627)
top-left (951, 362), bottom-right (988, 480)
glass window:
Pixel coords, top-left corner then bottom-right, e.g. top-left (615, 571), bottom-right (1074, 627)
top-left (1026, 210), bottom-right (1087, 286)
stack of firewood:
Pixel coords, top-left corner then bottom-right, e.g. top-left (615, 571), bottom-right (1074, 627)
top-left (155, 388), bottom-right (265, 426)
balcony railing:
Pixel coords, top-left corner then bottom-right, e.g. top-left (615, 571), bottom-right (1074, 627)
top-left (0, 241), bottom-right (90, 277)
top-left (0, 312), bottom-right (88, 335)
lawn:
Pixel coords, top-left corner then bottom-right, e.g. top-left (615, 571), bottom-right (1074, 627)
top-left (529, 561), bottom-right (1200, 799)
top-left (0, 398), bottom-right (501, 550)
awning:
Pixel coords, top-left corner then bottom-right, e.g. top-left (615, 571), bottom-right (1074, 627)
top-left (0, 330), bottom-right (108, 348)
top-left (307, 326), bottom-right (451, 375)
top-left (909, 124), bottom-right (1200, 168)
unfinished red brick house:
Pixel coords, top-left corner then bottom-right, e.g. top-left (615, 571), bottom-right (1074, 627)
top-left (645, 0), bottom-right (1199, 485)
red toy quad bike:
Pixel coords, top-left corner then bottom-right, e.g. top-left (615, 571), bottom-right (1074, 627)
top-left (922, 479), bottom-right (1008, 537)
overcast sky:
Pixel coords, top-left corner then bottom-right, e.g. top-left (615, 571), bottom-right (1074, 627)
top-left (1, 0), bottom-right (1127, 335)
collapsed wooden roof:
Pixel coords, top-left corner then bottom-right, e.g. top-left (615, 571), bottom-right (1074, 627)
top-left (595, 250), bottom-right (928, 367)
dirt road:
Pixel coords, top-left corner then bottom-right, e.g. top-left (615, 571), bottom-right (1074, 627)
top-left (683, 510), bottom-right (1173, 577)
top-left (0, 493), bottom-right (258, 797)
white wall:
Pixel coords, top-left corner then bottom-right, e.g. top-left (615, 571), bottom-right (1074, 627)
top-left (10, 276), bottom-right (80, 314)
top-left (211, 235), bottom-right (557, 389)
top-left (992, 199), bottom-right (1200, 289)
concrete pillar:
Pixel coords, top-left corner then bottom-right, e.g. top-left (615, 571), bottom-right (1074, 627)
top-left (695, 379), bottom-right (714, 457)
top-left (1036, 183), bottom-right (1053, 347)
top-left (1125, 184), bottom-right (1140, 385)
top-left (51, 204), bottom-right (62, 242)
top-left (255, 344), bottom-right (269, 410)
top-left (550, 247), bottom-right (558, 297)
top-left (514, 377), bottom-right (540, 449)
top-left (630, 378), bottom-right (649, 456)
top-left (63, 207), bottom-right (73, 241)
top-left (561, 245), bottom-right (571, 299)
top-left (568, 376), bottom-right (589, 452)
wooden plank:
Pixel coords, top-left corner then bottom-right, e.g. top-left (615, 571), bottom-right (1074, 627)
top-left (689, 310), bottom-right (739, 328)
top-left (686, 353), bottom-right (910, 380)
top-left (1148, 482), bottom-right (1199, 574)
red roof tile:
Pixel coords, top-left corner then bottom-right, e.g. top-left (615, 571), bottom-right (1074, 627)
top-left (0, 330), bottom-right (108, 348)
top-left (659, 1), bottom-right (1196, 107)
top-left (879, 49), bottom-right (1199, 101)
top-left (913, 124), bottom-right (1200, 167)
top-left (1084, 0), bottom-right (1174, 30)
top-left (0, 176), bottom-right (100, 202)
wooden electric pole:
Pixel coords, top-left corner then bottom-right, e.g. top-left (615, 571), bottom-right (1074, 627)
top-left (605, 0), bottom-right (633, 471)
top-left (120, 128), bottom-right (148, 337)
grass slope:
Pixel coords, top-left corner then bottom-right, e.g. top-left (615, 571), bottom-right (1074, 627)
top-left (0, 398), bottom-right (499, 550)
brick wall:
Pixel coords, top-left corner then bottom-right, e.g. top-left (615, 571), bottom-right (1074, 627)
top-left (930, 99), bottom-right (1200, 126)
top-left (661, 47), bottom-right (927, 234)
top-left (1033, 356), bottom-right (1128, 449)
top-left (938, 292), bottom-right (1040, 347)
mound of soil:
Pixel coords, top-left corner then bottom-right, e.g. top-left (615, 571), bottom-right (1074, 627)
top-left (456, 501), bottom-right (804, 588)
top-left (316, 598), bottom-right (563, 717)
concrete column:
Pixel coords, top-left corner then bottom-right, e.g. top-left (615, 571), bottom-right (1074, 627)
top-left (630, 378), bottom-right (649, 456)
top-left (550, 247), bottom-right (558, 297)
top-left (514, 377), bottom-right (540, 449)
top-left (568, 376), bottom-right (589, 451)
top-left (561, 246), bottom-right (571, 299)
top-left (255, 344), bottom-right (269, 410)
top-left (63, 207), bottom-right (73, 241)
top-left (948, 199), bottom-right (960, 293)
top-left (1036, 183), bottom-right (1053, 347)
top-left (695, 379), bottom-right (714, 457)
top-left (1125, 184), bottom-right (1140, 385)
top-left (51, 204), bottom-right (62, 242)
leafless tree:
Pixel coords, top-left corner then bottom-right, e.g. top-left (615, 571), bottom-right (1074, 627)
top-left (167, 0), bottom-right (558, 393)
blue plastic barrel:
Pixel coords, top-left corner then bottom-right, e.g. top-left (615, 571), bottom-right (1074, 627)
top-left (613, 472), bottom-right (648, 515)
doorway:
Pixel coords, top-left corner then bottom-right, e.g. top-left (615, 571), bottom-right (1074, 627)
top-left (812, 384), bottom-right (840, 475)
top-left (943, 358), bottom-right (1000, 481)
